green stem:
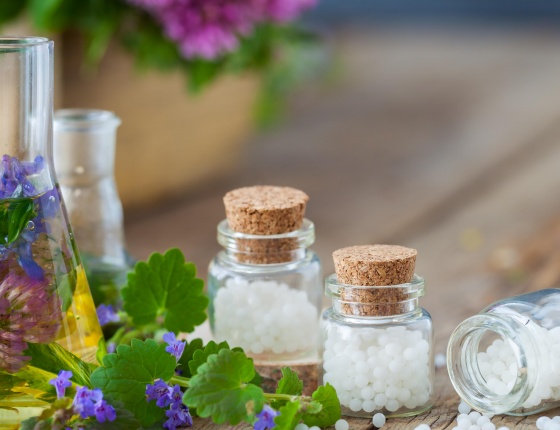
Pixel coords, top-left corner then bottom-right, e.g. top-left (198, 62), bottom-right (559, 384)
top-left (263, 393), bottom-right (311, 402)
top-left (170, 375), bottom-right (191, 388)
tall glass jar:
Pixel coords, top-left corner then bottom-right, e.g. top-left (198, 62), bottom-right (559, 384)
top-left (53, 109), bottom-right (132, 308)
top-left (448, 289), bottom-right (560, 416)
top-left (208, 219), bottom-right (322, 363)
top-left (320, 274), bottom-right (434, 418)
top-left (0, 37), bottom-right (103, 424)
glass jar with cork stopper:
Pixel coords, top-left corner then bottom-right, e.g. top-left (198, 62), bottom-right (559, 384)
top-left (320, 245), bottom-right (434, 418)
top-left (207, 186), bottom-right (323, 365)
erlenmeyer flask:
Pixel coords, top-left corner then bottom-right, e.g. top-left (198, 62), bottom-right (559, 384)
top-left (0, 37), bottom-right (103, 425)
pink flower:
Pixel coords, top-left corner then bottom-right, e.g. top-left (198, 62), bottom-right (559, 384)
top-left (127, 0), bottom-right (317, 59)
top-left (0, 273), bottom-right (61, 372)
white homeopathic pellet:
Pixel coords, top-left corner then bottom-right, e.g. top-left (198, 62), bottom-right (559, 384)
top-left (458, 401), bottom-right (472, 415)
top-left (372, 413), bottom-right (386, 428)
top-left (323, 326), bottom-right (431, 414)
top-left (537, 417), bottom-right (551, 430)
top-left (335, 419), bottom-right (349, 430)
top-left (309, 426), bottom-right (321, 430)
top-left (214, 279), bottom-right (318, 355)
top-left (414, 424), bottom-right (431, 430)
top-left (294, 424), bottom-right (309, 430)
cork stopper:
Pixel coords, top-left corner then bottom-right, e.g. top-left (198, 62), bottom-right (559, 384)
top-left (223, 186), bottom-right (309, 264)
top-left (332, 245), bottom-right (418, 316)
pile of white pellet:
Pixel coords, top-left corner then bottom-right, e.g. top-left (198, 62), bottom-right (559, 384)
top-left (213, 278), bottom-right (318, 355)
top-left (322, 325), bottom-right (431, 414)
top-left (409, 402), bottom-right (511, 430)
top-left (478, 323), bottom-right (560, 409)
top-left (536, 416), bottom-right (560, 430)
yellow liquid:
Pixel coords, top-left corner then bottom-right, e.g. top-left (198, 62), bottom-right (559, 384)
top-left (0, 266), bottom-right (103, 428)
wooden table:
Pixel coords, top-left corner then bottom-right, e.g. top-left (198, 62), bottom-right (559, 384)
top-left (124, 27), bottom-right (560, 428)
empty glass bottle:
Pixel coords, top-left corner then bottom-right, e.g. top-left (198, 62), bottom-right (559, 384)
top-left (53, 109), bottom-right (132, 309)
top-left (0, 37), bottom-right (103, 425)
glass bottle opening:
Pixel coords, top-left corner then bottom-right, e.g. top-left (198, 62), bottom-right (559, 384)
top-left (217, 218), bottom-right (315, 264)
top-left (0, 37), bottom-right (51, 50)
top-left (447, 314), bottom-right (533, 414)
top-left (325, 274), bottom-right (425, 318)
top-left (54, 109), bottom-right (121, 132)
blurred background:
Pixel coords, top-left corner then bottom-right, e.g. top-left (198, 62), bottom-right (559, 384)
top-left (5, 0), bottom-right (560, 350)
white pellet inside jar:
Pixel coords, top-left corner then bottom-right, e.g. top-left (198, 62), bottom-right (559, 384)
top-left (323, 325), bottom-right (431, 415)
top-left (214, 278), bottom-right (318, 358)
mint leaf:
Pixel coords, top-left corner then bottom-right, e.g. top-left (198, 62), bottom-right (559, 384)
top-left (274, 400), bottom-right (302, 430)
top-left (25, 342), bottom-right (93, 388)
top-left (301, 383), bottom-right (341, 427)
top-left (177, 337), bottom-right (204, 378)
top-left (182, 348), bottom-right (265, 425)
top-left (90, 338), bottom-right (176, 427)
top-left (122, 248), bottom-right (208, 333)
top-left (276, 367), bottom-right (303, 396)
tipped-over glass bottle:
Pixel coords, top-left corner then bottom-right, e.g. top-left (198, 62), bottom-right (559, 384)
top-left (53, 109), bottom-right (132, 308)
top-left (448, 289), bottom-right (560, 416)
top-left (0, 37), bottom-right (103, 425)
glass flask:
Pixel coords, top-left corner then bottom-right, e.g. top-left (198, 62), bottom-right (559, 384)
top-left (448, 289), bottom-right (560, 416)
top-left (53, 109), bottom-right (132, 308)
top-left (0, 37), bottom-right (103, 425)
top-left (207, 219), bottom-right (322, 364)
top-left (320, 274), bottom-right (434, 418)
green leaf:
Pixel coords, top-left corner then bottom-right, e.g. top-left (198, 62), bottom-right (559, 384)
top-left (122, 248), bottom-right (208, 333)
top-left (0, 1), bottom-right (26, 25)
top-left (28, 0), bottom-right (65, 30)
top-left (7, 198), bottom-right (36, 244)
top-left (177, 337), bottom-right (203, 378)
top-left (182, 348), bottom-right (265, 425)
top-left (276, 367), bottom-right (303, 396)
top-left (188, 340), bottom-right (239, 377)
top-left (90, 338), bottom-right (177, 427)
top-left (25, 342), bottom-right (93, 388)
top-left (301, 383), bottom-right (341, 427)
top-left (19, 417), bottom-right (42, 430)
top-left (274, 400), bottom-right (302, 430)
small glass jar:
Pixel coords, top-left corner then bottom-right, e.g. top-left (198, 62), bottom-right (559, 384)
top-left (320, 274), bottom-right (434, 418)
top-left (448, 289), bottom-right (560, 416)
top-left (208, 219), bottom-right (322, 363)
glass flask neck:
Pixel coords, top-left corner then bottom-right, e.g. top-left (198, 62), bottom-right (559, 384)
top-left (53, 109), bottom-right (128, 267)
top-left (0, 37), bottom-right (53, 166)
top-left (217, 218), bottom-right (315, 265)
top-left (325, 273), bottom-right (425, 318)
top-left (447, 313), bottom-right (537, 414)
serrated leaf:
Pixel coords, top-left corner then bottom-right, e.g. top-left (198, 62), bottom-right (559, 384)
top-left (302, 384), bottom-right (341, 427)
top-left (276, 367), bottom-right (303, 396)
top-left (122, 248), bottom-right (208, 333)
top-left (182, 348), bottom-right (265, 425)
top-left (177, 338), bottom-right (204, 378)
top-left (188, 340), bottom-right (239, 377)
top-left (25, 342), bottom-right (93, 388)
top-left (90, 338), bottom-right (177, 427)
top-left (274, 400), bottom-right (302, 430)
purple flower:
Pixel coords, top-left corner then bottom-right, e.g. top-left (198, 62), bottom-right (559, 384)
top-left (73, 386), bottom-right (103, 419)
top-left (96, 304), bottom-right (120, 326)
top-left (254, 405), bottom-right (279, 430)
top-left (168, 384), bottom-right (183, 410)
top-left (107, 342), bottom-right (116, 354)
top-left (127, 0), bottom-right (315, 60)
top-left (94, 399), bottom-right (117, 423)
top-left (0, 273), bottom-right (61, 372)
top-left (49, 370), bottom-right (73, 399)
top-left (0, 155), bottom-right (45, 199)
top-left (163, 332), bottom-right (185, 361)
top-left (164, 405), bottom-right (193, 429)
top-left (146, 379), bottom-right (173, 408)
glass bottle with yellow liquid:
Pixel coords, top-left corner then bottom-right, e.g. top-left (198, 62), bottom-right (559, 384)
top-left (0, 37), bottom-right (103, 426)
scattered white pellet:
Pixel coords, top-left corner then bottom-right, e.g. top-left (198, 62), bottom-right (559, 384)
top-left (481, 423), bottom-right (495, 430)
top-left (372, 412), bottom-right (386, 428)
top-left (294, 424), bottom-right (309, 430)
top-left (414, 425), bottom-right (431, 430)
top-left (324, 325), bottom-right (431, 414)
top-left (554, 417), bottom-right (560, 424)
top-left (497, 427), bottom-right (510, 430)
top-left (309, 426), bottom-right (321, 430)
top-left (458, 401), bottom-right (472, 415)
top-left (537, 417), bottom-right (551, 430)
top-left (435, 353), bottom-right (447, 369)
top-left (335, 419), bottom-right (349, 430)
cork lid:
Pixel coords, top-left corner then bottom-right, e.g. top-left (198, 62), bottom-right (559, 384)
top-left (224, 186), bottom-right (309, 235)
top-left (333, 244), bottom-right (417, 286)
